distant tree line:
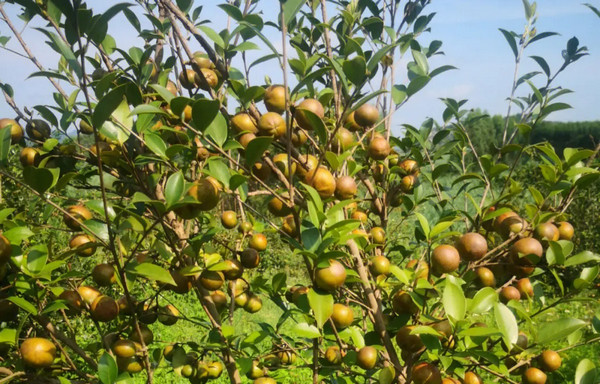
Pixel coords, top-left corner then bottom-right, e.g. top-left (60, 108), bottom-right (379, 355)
top-left (463, 109), bottom-right (600, 155)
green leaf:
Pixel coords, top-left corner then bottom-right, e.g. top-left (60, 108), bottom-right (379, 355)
top-left (245, 137), bottom-right (272, 165)
top-left (7, 296), bottom-right (38, 315)
top-left (407, 76), bottom-right (431, 96)
top-left (0, 328), bottom-right (16, 345)
top-left (35, 28), bottom-right (82, 77)
top-left (205, 112), bottom-right (228, 147)
top-left (198, 25), bottom-right (224, 49)
top-left (565, 251), bottom-right (600, 267)
top-left (130, 263), bottom-right (176, 286)
top-left (499, 28), bottom-right (518, 59)
top-left (575, 359), bottom-right (597, 384)
top-left (469, 287), bottom-right (498, 314)
top-left (307, 288), bottom-right (333, 329)
top-left (443, 279), bottom-right (465, 321)
top-left (343, 56), bottom-right (367, 86)
top-left (192, 99), bottom-right (219, 131)
top-left (379, 366), bottom-right (395, 384)
top-left (165, 172), bottom-right (184, 207)
top-left (537, 318), bottom-right (587, 344)
top-left (0, 124), bottom-right (12, 164)
top-left (290, 322), bottom-right (321, 339)
top-left (150, 84), bottom-right (175, 103)
top-left (99, 98), bottom-right (133, 144)
top-left (129, 104), bottom-right (168, 116)
top-left (412, 50), bottom-right (429, 74)
top-left (23, 167), bottom-right (60, 194)
top-left (3, 226), bottom-right (34, 244)
top-left (414, 212), bottom-right (430, 239)
top-left (282, 0), bottom-right (304, 26)
top-left (530, 56), bottom-right (550, 77)
top-left (392, 85), bottom-right (407, 105)
top-left (83, 220), bottom-right (109, 243)
top-left (143, 132), bottom-right (167, 159)
top-left (294, 108), bottom-right (326, 144)
top-left (585, 3), bottom-right (600, 18)
top-left (98, 352), bottom-right (118, 384)
top-left (494, 303), bottom-right (518, 346)
top-left (27, 244), bottom-right (48, 274)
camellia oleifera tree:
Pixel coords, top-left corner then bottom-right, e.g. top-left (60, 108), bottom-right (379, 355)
top-left (0, 0), bottom-right (599, 383)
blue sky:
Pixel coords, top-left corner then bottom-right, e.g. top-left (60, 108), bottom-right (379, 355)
top-left (1, 1), bottom-right (599, 133)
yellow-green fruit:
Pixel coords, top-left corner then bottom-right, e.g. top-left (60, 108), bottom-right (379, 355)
top-left (253, 378), bottom-right (277, 384)
top-left (534, 222), bottom-right (560, 242)
top-left (158, 304), bottom-right (180, 326)
top-left (399, 159), bottom-right (419, 175)
top-left (370, 227), bottom-right (385, 244)
top-left (112, 339), bottom-right (137, 358)
top-left (295, 99), bottom-right (325, 130)
top-left (207, 361), bottom-right (224, 378)
top-left (69, 234), bottom-right (96, 257)
top-left (211, 290), bottom-right (228, 310)
top-left (462, 371), bottom-right (483, 384)
top-left (231, 112), bottom-right (258, 134)
top-left (117, 356), bottom-right (143, 373)
top-left (199, 270), bottom-right (225, 291)
top-left (222, 259), bottom-right (244, 280)
top-left (92, 263), bottom-right (115, 286)
top-left (221, 210), bottom-right (238, 229)
top-left (368, 135), bottom-right (391, 160)
top-left (247, 360), bottom-right (266, 379)
top-left (196, 68), bottom-right (219, 90)
top-left (522, 367), bottom-right (547, 384)
top-left (129, 325), bottom-right (154, 345)
top-left (370, 255), bottom-right (390, 276)
top-left (314, 259), bottom-right (346, 291)
top-left (20, 147), bottom-right (40, 167)
top-left (455, 233), bottom-right (488, 261)
top-left (307, 167), bottom-right (336, 199)
top-left (0, 118), bottom-right (24, 144)
top-left (396, 325), bottom-right (424, 353)
top-left (538, 350), bottom-right (561, 372)
top-left (356, 346), bottom-right (378, 370)
top-left (354, 104), bottom-right (379, 127)
top-left (77, 285), bottom-right (101, 306)
top-left (20, 338), bottom-right (56, 368)
top-left (335, 175), bottom-right (357, 200)
top-left (557, 221), bottom-right (574, 240)
top-left (400, 174), bottom-right (418, 193)
top-left (296, 154), bottom-right (318, 181)
top-left (268, 195), bottom-right (292, 217)
top-left (264, 85), bottom-right (287, 113)
top-left (58, 290), bottom-right (83, 311)
top-left (25, 119), bottom-right (51, 140)
top-left (325, 346), bottom-right (343, 364)
top-left (273, 153), bottom-right (296, 178)
top-left (191, 52), bottom-right (214, 69)
top-left (392, 291), bottom-right (418, 315)
top-left (239, 132), bottom-right (256, 148)
top-left (258, 112), bottom-right (286, 138)
top-left (344, 111), bottom-right (362, 131)
top-left (351, 210), bottom-right (368, 223)
top-left (79, 119), bottom-right (94, 134)
top-left (431, 245), bottom-right (460, 275)
top-left (249, 233), bottom-right (268, 252)
top-left (64, 205), bottom-right (93, 231)
top-left (176, 177), bottom-right (221, 218)
top-left (412, 362), bottom-right (442, 384)
top-left (331, 303), bottom-right (354, 329)
top-left (0, 234), bottom-right (12, 263)
top-left (276, 350), bottom-right (296, 365)
top-left (516, 277), bottom-right (534, 298)
top-left (333, 127), bottom-right (355, 151)
top-left (90, 295), bottom-right (119, 322)
top-left (179, 68), bottom-right (199, 89)
top-left (244, 293), bottom-right (262, 313)
top-left (282, 215), bottom-right (298, 237)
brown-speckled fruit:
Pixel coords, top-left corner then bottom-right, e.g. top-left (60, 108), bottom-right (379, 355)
top-left (244, 293), bottom-right (262, 313)
top-left (455, 233), bottom-right (488, 261)
top-left (557, 221), bottom-right (574, 240)
top-left (463, 371), bottom-right (483, 384)
top-left (368, 135), bottom-right (391, 160)
top-left (370, 227), bottom-right (385, 244)
top-left (354, 105), bottom-right (379, 127)
top-left (325, 346), bottom-right (343, 364)
top-left (273, 153), bottom-right (296, 178)
top-left (475, 267), bottom-right (496, 287)
top-left (431, 245), bottom-right (460, 275)
top-left (538, 350), bottom-right (561, 372)
top-left (240, 248), bottom-right (260, 268)
top-left (510, 238), bottom-right (543, 266)
top-left (195, 68), bottom-right (218, 90)
top-left (20, 338), bottom-right (56, 368)
top-left (500, 286), bottom-right (521, 303)
top-left (522, 367), bottom-right (547, 384)
top-left (412, 362), bottom-right (442, 384)
top-left (26, 119), bottom-right (51, 140)
top-left (112, 339), bottom-right (137, 358)
top-left (0, 234), bottom-right (12, 263)
top-left (77, 285), bottom-right (101, 306)
top-left (534, 222), bottom-right (559, 242)
top-left (268, 195), bottom-right (292, 217)
top-left (91, 295), bottom-right (119, 322)
top-left (129, 324), bottom-right (154, 345)
top-left (258, 112), bottom-right (286, 138)
top-left (516, 278), bottom-right (534, 298)
top-left (396, 325), bottom-right (425, 353)
top-left (314, 259), bottom-right (346, 291)
top-left (344, 111), bottom-right (362, 131)
top-left (392, 291), bottom-right (418, 315)
top-left (179, 68), bottom-right (199, 89)
top-left (307, 167), bottom-right (336, 199)
top-left (92, 263), bottom-right (116, 286)
top-left (331, 303), bottom-right (354, 329)
top-left (223, 259), bottom-right (244, 280)
top-left (231, 112), bottom-right (257, 134)
top-left (249, 233), bottom-right (267, 251)
top-left (295, 99), bottom-right (324, 130)
top-left (335, 175), bottom-right (357, 200)
top-left (264, 85), bottom-right (286, 113)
